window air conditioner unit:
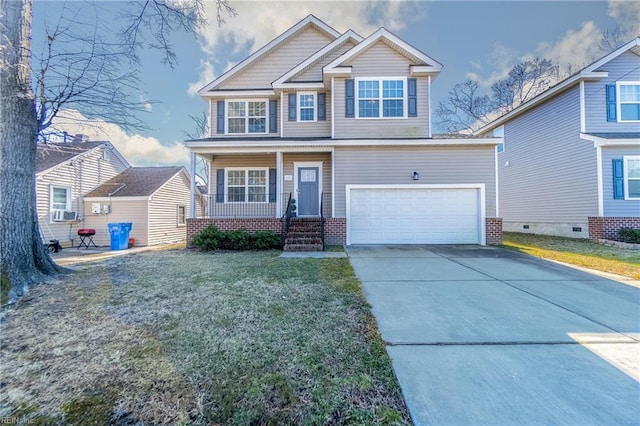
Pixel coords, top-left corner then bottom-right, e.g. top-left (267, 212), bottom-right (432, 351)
top-left (52, 210), bottom-right (78, 222)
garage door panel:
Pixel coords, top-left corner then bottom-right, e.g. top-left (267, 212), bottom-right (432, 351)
top-left (348, 187), bottom-right (482, 245)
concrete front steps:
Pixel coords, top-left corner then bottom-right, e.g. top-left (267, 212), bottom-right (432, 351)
top-left (283, 218), bottom-right (323, 252)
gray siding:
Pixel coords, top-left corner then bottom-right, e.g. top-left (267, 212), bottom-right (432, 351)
top-left (333, 145), bottom-right (496, 217)
top-left (218, 26), bottom-right (333, 90)
top-left (584, 51), bottom-right (640, 133)
top-left (601, 147), bottom-right (640, 216)
top-left (333, 41), bottom-right (430, 138)
top-left (499, 86), bottom-right (598, 224)
top-left (293, 41), bottom-right (356, 82)
top-left (148, 172), bottom-right (191, 245)
top-left (36, 145), bottom-right (128, 245)
top-left (282, 91), bottom-right (332, 138)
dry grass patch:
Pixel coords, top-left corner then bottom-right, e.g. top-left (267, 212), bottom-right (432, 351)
top-left (1, 249), bottom-right (409, 425)
top-left (503, 232), bottom-right (640, 279)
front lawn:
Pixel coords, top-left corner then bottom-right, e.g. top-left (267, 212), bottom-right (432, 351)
top-left (0, 250), bottom-right (410, 424)
top-left (502, 232), bottom-right (640, 279)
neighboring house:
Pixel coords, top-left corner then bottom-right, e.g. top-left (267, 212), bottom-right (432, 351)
top-left (83, 167), bottom-right (193, 246)
top-left (36, 140), bottom-right (130, 246)
top-left (477, 38), bottom-right (640, 240)
top-left (36, 139), bottom-right (196, 247)
top-left (185, 15), bottom-right (502, 247)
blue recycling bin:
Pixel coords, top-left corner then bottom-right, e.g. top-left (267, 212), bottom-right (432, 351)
top-left (108, 223), bottom-right (132, 250)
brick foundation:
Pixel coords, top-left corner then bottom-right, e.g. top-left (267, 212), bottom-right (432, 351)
top-left (485, 217), bottom-right (503, 245)
top-left (187, 218), bottom-right (282, 246)
top-left (588, 216), bottom-right (640, 241)
top-left (324, 218), bottom-right (347, 245)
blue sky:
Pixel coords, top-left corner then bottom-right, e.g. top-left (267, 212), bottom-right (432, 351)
top-left (32, 1), bottom-right (639, 167)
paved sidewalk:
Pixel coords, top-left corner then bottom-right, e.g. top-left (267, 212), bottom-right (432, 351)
top-left (348, 245), bottom-right (640, 425)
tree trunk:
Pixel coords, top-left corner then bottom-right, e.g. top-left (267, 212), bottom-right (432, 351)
top-left (1, 0), bottom-right (61, 303)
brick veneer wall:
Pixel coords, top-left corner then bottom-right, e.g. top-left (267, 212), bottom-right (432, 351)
top-left (187, 218), bottom-right (282, 247)
top-left (324, 218), bottom-right (346, 245)
top-left (588, 216), bottom-right (640, 241)
top-left (485, 217), bottom-right (503, 245)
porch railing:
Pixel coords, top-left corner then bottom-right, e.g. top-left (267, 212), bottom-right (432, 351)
top-left (200, 193), bottom-right (331, 219)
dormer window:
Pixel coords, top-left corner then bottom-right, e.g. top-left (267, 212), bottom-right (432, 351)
top-left (226, 100), bottom-right (268, 134)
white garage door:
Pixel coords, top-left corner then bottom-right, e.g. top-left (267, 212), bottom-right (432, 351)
top-left (348, 186), bottom-right (483, 245)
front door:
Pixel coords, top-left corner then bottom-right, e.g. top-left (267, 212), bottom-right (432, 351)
top-left (297, 167), bottom-right (319, 216)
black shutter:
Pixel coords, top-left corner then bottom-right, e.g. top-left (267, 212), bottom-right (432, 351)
top-left (269, 169), bottom-right (277, 202)
top-left (318, 93), bottom-right (326, 121)
top-left (216, 169), bottom-right (224, 203)
top-left (288, 93), bottom-right (296, 121)
top-left (345, 79), bottom-right (355, 118)
top-left (408, 78), bottom-right (417, 117)
top-left (216, 101), bottom-right (225, 134)
top-left (269, 100), bottom-right (277, 133)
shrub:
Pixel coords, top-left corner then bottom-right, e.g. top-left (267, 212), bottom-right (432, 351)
top-left (617, 228), bottom-right (640, 244)
top-left (191, 226), bottom-right (281, 251)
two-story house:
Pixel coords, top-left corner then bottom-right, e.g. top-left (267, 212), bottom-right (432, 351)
top-left (185, 15), bottom-right (502, 249)
top-left (477, 38), bottom-right (640, 241)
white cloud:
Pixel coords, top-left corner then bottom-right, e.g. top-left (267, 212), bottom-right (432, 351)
top-left (190, 0), bottom-right (419, 92)
top-left (53, 110), bottom-right (190, 167)
top-left (187, 59), bottom-right (215, 96)
top-left (534, 21), bottom-right (603, 73)
top-left (607, 0), bottom-right (640, 38)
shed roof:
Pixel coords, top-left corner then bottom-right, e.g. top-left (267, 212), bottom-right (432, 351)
top-left (84, 166), bottom-right (185, 198)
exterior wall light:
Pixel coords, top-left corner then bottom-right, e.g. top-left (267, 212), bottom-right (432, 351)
top-left (412, 171), bottom-right (419, 180)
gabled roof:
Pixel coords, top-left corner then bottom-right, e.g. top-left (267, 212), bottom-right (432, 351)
top-left (272, 29), bottom-right (363, 88)
top-left (198, 14), bottom-right (341, 95)
top-left (36, 141), bottom-right (129, 175)
top-left (323, 27), bottom-right (443, 78)
top-left (84, 166), bottom-right (187, 198)
top-left (476, 37), bottom-right (640, 134)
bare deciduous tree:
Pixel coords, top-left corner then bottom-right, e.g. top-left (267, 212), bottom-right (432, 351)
top-left (1, 0), bottom-right (235, 303)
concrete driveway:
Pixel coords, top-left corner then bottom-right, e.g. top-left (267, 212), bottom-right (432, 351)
top-left (348, 245), bottom-right (640, 425)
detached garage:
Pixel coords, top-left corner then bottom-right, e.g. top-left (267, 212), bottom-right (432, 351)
top-left (346, 184), bottom-right (485, 245)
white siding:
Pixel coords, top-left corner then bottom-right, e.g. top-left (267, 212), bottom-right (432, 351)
top-left (334, 145), bottom-right (496, 217)
top-left (148, 172), bottom-right (191, 245)
top-left (218, 26), bottom-right (333, 89)
top-left (36, 145), bottom-right (128, 245)
top-left (333, 41), bottom-right (430, 138)
top-left (601, 147), bottom-right (640, 216)
top-left (83, 199), bottom-right (149, 247)
top-left (584, 51), bottom-right (640, 133)
top-left (499, 86), bottom-right (598, 225)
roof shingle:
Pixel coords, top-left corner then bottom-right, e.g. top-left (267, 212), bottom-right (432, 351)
top-left (84, 167), bottom-right (185, 198)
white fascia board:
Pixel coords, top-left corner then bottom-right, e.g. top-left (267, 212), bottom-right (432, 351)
top-left (198, 15), bottom-right (340, 95)
top-left (410, 65), bottom-right (442, 77)
top-left (200, 90), bottom-right (276, 98)
top-left (84, 196), bottom-right (150, 201)
top-left (272, 82), bottom-right (326, 90)
top-left (273, 30), bottom-right (363, 87)
top-left (324, 27), bottom-right (443, 74)
top-left (580, 133), bottom-right (640, 147)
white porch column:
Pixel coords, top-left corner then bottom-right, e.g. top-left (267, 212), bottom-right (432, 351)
top-left (190, 151), bottom-right (197, 218)
top-left (276, 151), bottom-right (283, 217)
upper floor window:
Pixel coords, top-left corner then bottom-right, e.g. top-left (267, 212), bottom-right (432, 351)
top-left (226, 100), bottom-right (267, 134)
top-left (617, 82), bottom-right (640, 122)
top-left (356, 78), bottom-right (406, 119)
top-left (298, 92), bottom-right (316, 122)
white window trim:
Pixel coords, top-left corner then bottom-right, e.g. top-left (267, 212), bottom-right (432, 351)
top-left (224, 167), bottom-right (269, 203)
top-left (50, 185), bottom-right (71, 222)
top-left (616, 81), bottom-right (640, 123)
top-left (177, 205), bottom-right (186, 226)
top-left (355, 77), bottom-right (407, 120)
top-left (624, 155), bottom-right (640, 200)
top-left (297, 91), bottom-right (317, 122)
top-left (225, 99), bottom-right (269, 134)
